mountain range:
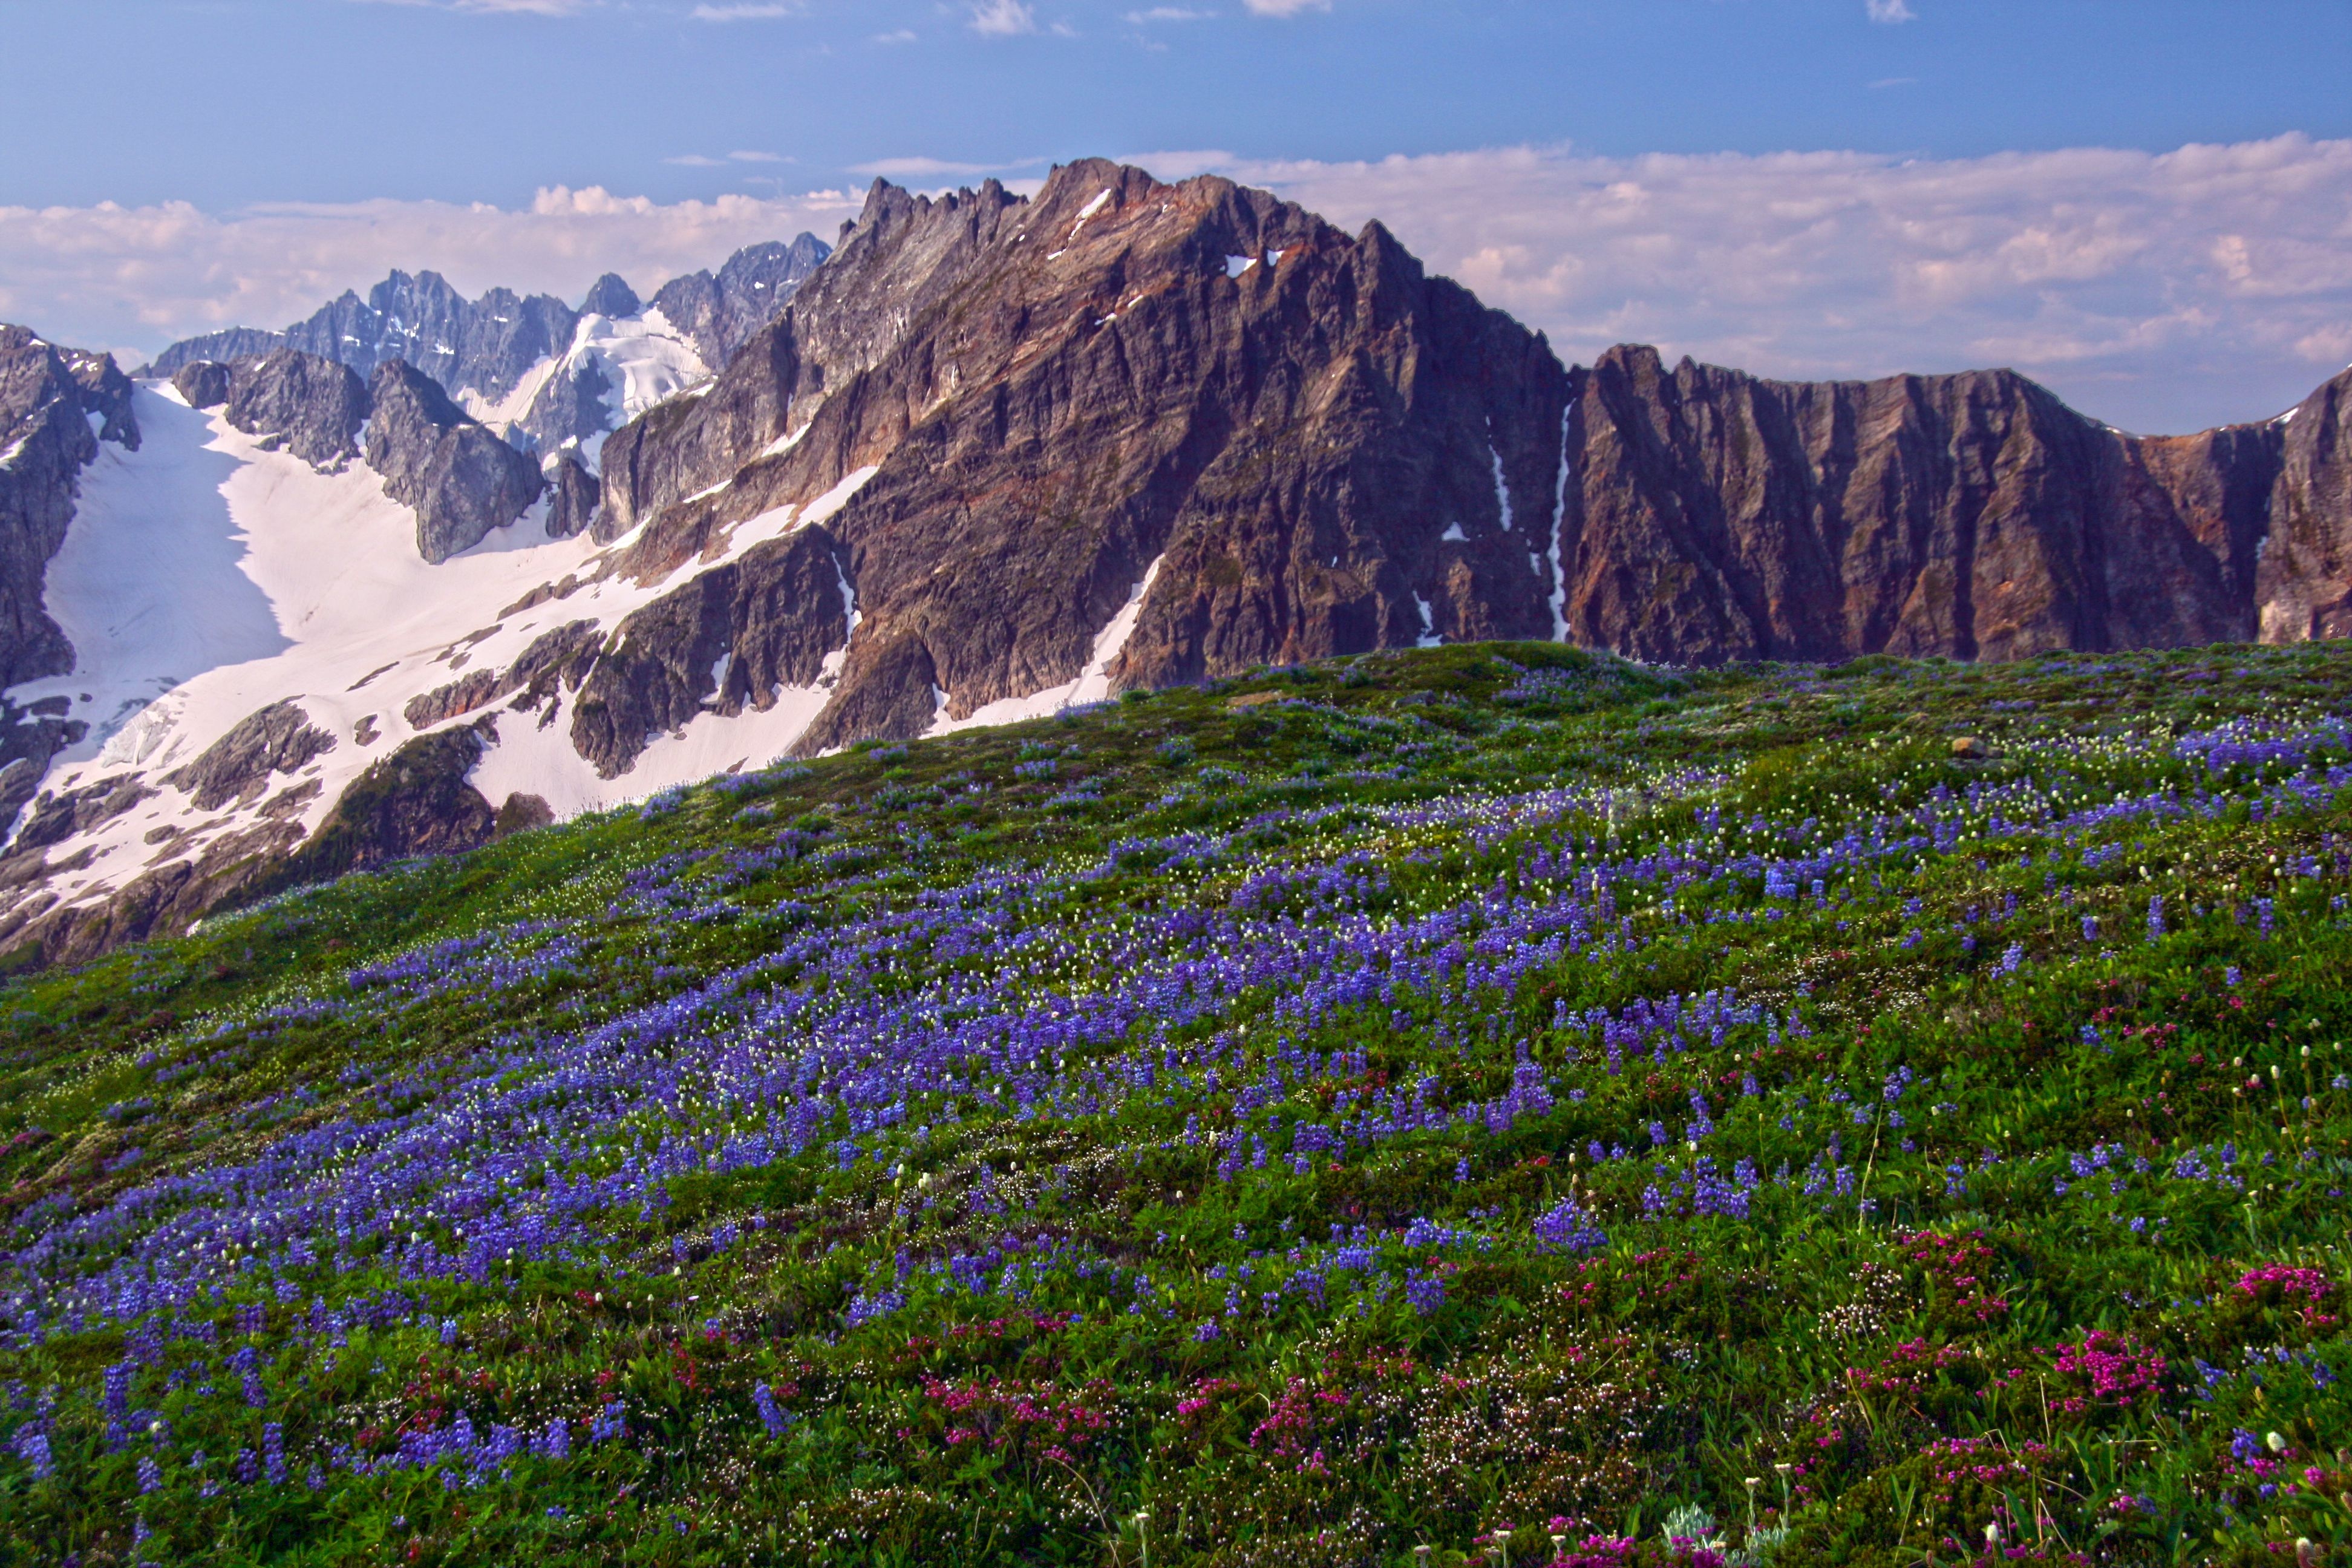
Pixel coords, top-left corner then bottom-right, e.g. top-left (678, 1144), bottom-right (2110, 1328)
top-left (0, 155), bottom-right (2344, 967)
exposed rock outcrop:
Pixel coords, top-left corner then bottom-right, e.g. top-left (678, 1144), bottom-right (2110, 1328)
top-left (163, 700), bottom-right (337, 811)
top-left (10, 772), bottom-right (152, 853)
top-left (267, 718), bottom-right (501, 885)
top-left (573, 161), bottom-right (2352, 754)
top-left (1552, 347), bottom-right (2279, 664)
top-left (581, 272), bottom-right (641, 318)
top-left (569, 529), bottom-right (849, 776)
top-left (365, 360), bottom-right (545, 562)
top-left (2255, 369), bottom-right (2352, 643)
top-left (543, 451), bottom-right (599, 538)
top-left (220, 349), bottom-right (369, 468)
top-left (172, 359), bottom-right (232, 410)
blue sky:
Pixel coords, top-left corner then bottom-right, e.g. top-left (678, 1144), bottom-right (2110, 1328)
top-left (1, 1), bottom-right (2348, 432)
top-left (6, 0), bottom-right (2345, 207)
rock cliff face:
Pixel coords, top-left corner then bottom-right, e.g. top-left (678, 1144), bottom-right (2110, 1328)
top-left (568, 529), bottom-right (851, 777)
top-left (0, 326), bottom-right (137, 688)
top-left (1555, 348), bottom-right (2279, 664)
top-left (2255, 370), bottom-right (2352, 643)
top-left (543, 451), bottom-right (600, 539)
top-left (364, 360), bottom-right (546, 562)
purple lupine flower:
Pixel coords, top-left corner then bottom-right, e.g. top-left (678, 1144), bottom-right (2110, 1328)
top-left (1532, 1196), bottom-right (1607, 1254)
top-left (753, 1381), bottom-right (792, 1438)
top-left (262, 1422), bottom-right (285, 1485)
top-left (137, 1455), bottom-right (162, 1494)
top-left (13, 1428), bottom-right (52, 1481)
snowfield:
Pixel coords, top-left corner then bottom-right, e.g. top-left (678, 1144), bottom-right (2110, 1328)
top-left (1, 382), bottom-right (1168, 923)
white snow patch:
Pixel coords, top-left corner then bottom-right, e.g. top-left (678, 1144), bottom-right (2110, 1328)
top-left (0, 384), bottom-right (733, 893)
top-left (931, 554), bottom-right (1164, 735)
top-left (1414, 592), bottom-right (1442, 648)
top-left (1547, 398), bottom-right (1575, 642)
top-left (800, 465), bottom-right (880, 529)
top-left (1439, 521), bottom-right (1469, 543)
top-left (1225, 255), bottom-right (1257, 279)
top-left (727, 465), bottom-right (881, 554)
top-left (1073, 188), bottom-right (1113, 227)
top-left (834, 550), bottom-right (860, 640)
top-left (1490, 440), bottom-right (1514, 531)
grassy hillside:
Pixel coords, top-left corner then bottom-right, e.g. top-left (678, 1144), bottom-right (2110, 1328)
top-left (2, 641), bottom-right (2349, 1567)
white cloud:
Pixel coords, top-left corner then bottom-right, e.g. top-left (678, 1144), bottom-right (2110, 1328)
top-left (728, 151), bottom-right (786, 163)
top-left (689, 2), bottom-right (797, 18)
top-left (664, 154), bottom-right (725, 166)
top-left (1126, 6), bottom-right (1212, 19)
top-left (0, 186), bottom-right (861, 370)
top-left (1865, 0), bottom-right (1916, 21)
top-left (969, 0), bottom-right (1036, 34)
top-left (1169, 136), bottom-right (2352, 432)
top-left (873, 27), bottom-right (917, 42)
top-left (7, 139), bottom-right (2349, 436)
top-left (1243, 0), bottom-right (1329, 13)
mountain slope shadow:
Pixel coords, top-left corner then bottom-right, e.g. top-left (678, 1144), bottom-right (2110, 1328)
top-left (11, 388), bottom-right (293, 767)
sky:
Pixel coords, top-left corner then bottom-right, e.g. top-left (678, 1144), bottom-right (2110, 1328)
top-left (2, 0), bottom-right (2348, 433)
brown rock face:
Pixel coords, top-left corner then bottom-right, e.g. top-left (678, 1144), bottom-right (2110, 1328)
top-left (593, 160), bottom-right (1572, 753)
top-left (2255, 370), bottom-right (2352, 642)
top-left (569, 528), bottom-right (851, 776)
top-left (573, 161), bottom-right (2352, 755)
top-left (1557, 348), bottom-right (2281, 663)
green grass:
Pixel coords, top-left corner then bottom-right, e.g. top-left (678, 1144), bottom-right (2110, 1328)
top-left (0, 640), bottom-right (2348, 1566)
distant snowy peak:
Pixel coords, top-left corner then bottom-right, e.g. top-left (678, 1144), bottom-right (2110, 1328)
top-left (146, 234), bottom-right (832, 449)
top-left (462, 307), bottom-right (710, 465)
top-left (154, 270), bottom-right (575, 408)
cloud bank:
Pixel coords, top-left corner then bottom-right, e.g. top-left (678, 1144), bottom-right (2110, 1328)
top-left (3, 137), bottom-right (2347, 433)
top-left (1217, 135), bottom-right (2352, 433)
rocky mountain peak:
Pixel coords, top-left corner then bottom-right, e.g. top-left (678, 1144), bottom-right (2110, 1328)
top-left (580, 272), bottom-right (641, 319)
